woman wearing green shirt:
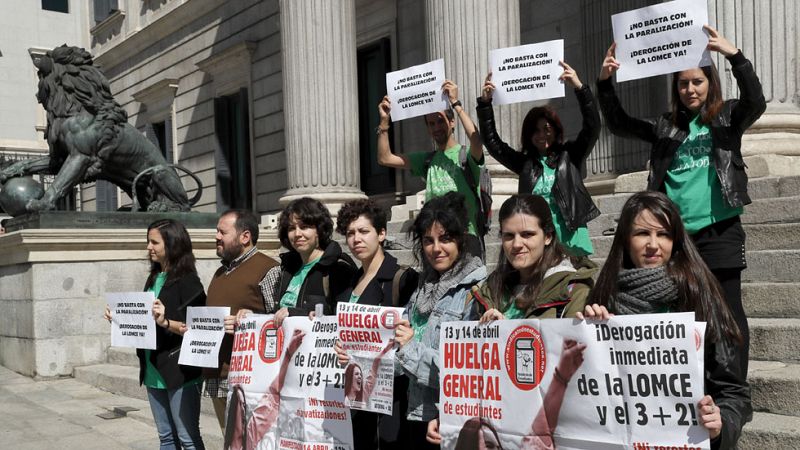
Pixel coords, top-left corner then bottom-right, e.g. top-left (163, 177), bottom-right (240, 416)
top-left (471, 194), bottom-right (596, 322)
top-left (105, 219), bottom-right (206, 449)
top-left (596, 25), bottom-right (766, 375)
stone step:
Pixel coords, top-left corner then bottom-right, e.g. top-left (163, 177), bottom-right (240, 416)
top-left (742, 283), bottom-right (800, 318)
top-left (743, 250), bottom-right (800, 283)
top-left (107, 347), bottom-right (139, 367)
top-left (73, 363), bottom-right (216, 416)
top-left (748, 360), bottom-right (800, 417)
top-left (591, 175), bottom-right (800, 216)
top-left (749, 318), bottom-right (800, 362)
top-left (739, 411), bottom-right (800, 450)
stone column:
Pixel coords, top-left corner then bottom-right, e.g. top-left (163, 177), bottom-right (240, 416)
top-left (708, 0), bottom-right (800, 174)
top-left (425, 0), bottom-right (522, 202)
top-left (279, 0), bottom-right (365, 211)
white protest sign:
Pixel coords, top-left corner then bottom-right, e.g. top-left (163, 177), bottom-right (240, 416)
top-left (489, 40), bottom-right (565, 105)
top-left (612, 0), bottom-right (711, 82)
top-left (107, 292), bottom-right (156, 350)
top-left (439, 313), bottom-right (708, 450)
top-left (337, 303), bottom-right (403, 415)
top-left (278, 316), bottom-right (353, 449)
top-left (386, 58), bottom-right (449, 121)
top-left (179, 306), bottom-right (230, 368)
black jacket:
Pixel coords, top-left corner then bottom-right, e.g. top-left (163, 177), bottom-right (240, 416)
top-left (136, 272), bottom-right (206, 389)
top-left (343, 253), bottom-right (419, 308)
top-left (276, 241), bottom-right (357, 316)
top-left (706, 335), bottom-right (752, 450)
top-left (596, 51), bottom-right (766, 208)
top-left (476, 85), bottom-right (601, 231)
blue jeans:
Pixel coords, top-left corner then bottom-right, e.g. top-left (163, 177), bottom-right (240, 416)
top-left (147, 384), bottom-right (205, 450)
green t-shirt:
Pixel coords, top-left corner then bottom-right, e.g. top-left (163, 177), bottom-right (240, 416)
top-left (407, 144), bottom-right (483, 236)
top-left (532, 156), bottom-right (593, 256)
top-left (409, 307), bottom-right (428, 342)
top-left (143, 273), bottom-right (168, 389)
top-left (279, 256), bottom-right (322, 309)
top-left (665, 115), bottom-right (743, 234)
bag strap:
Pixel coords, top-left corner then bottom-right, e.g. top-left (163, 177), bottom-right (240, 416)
top-left (423, 150), bottom-right (437, 173)
top-left (391, 265), bottom-right (410, 307)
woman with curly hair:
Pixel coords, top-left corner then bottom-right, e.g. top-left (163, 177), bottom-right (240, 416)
top-left (272, 197), bottom-right (356, 325)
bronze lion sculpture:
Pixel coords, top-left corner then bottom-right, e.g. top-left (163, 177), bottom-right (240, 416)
top-left (0, 45), bottom-right (200, 214)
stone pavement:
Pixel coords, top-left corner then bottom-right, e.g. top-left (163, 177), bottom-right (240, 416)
top-left (0, 365), bottom-right (223, 449)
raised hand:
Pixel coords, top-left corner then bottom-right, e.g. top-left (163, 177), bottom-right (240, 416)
top-left (704, 25), bottom-right (737, 57)
top-left (599, 43), bottom-right (620, 81)
top-left (559, 61), bottom-right (583, 89)
top-left (480, 72), bottom-right (495, 102)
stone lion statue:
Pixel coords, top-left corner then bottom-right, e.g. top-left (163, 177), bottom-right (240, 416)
top-left (0, 45), bottom-right (201, 214)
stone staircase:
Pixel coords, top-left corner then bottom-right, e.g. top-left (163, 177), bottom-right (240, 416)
top-left (380, 174), bottom-right (800, 448)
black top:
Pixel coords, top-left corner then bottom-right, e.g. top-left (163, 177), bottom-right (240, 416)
top-left (136, 271), bottom-right (206, 389)
top-left (343, 252), bottom-right (419, 307)
top-left (276, 241), bottom-right (357, 316)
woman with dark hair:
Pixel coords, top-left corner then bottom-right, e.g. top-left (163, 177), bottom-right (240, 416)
top-left (272, 197), bottom-right (356, 325)
top-left (580, 191), bottom-right (750, 450)
top-left (596, 25), bottom-right (766, 375)
top-left (471, 194), bottom-right (596, 321)
top-left (476, 62), bottom-right (601, 257)
top-left (104, 219), bottom-right (206, 449)
top-left (393, 192), bottom-right (486, 449)
top-left (332, 198), bottom-right (417, 449)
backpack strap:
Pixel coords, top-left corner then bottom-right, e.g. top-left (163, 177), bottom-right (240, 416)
top-left (423, 150), bottom-right (437, 174)
top-left (391, 265), bottom-right (409, 308)
top-left (458, 145), bottom-right (486, 235)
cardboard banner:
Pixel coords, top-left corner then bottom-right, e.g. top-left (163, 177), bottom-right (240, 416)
top-left (385, 58), bottom-right (449, 121)
top-left (107, 292), bottom-right (156, 350)
top-left (179, 306), bottom-right (230, 368)
top-left (225, 315), bottom-right (354, 450)
top-left (439, 313), bottom-right (708, 450)
top-left (612, 0), bottom-right (711, 82)
top-left (489, 40), bottom-right (565, 105)
top-left (336, 303), bottom-right (404, 414)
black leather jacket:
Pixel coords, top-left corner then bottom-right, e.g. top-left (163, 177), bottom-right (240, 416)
top-left (596, 51), bottom-right (766, 208)
top-left (476, 85), bottom-right (601, 231)
top-left (706, 334), bottom-right (752, 450)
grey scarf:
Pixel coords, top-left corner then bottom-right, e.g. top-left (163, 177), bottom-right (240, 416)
top-left (615, 266), bottom-right (679, 315)
top-left (413, 255), bottom-right (484, 317)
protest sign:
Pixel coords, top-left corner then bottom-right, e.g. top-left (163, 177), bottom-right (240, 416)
top-left (489, 40), bottom-right (565, 105)
top-left (336, 303), bottom-right (403, 414)
top-left (612, 0), bottom-right (711, 82)
top-left (107, 292), bottom-right (156, 350)
top-left (179, 306), bottom-right (230, 368)
top-left (439, 313), bottom-right (708, 450)
top-left (225, 315), bottom-right (353, 450)
top-left (385, 59), bottom-right (449, 121)
top-left (279, 316), bottom-right (353, 449)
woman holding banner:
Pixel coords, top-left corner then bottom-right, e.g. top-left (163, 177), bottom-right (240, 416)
top-left (580, 191), bottom-right (750, 450)
top-left (596, 25), bottom-right (766, 376)
top-left (272, 197), bottom-right (356, 324)
top-left (476, 62), bottom-right (601, 257)
top-left (103, 219), bottom-right (206, 450)
top-left (470, 194), bottom-right (597, 321)
top-left (393, 192), bottom-right (486, 449)
top-left (333, 198), bottom-right (418, 449)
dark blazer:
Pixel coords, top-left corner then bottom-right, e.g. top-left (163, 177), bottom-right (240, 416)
top-left (136, 271), bottom-right (206, 389)
top-left (476, 85), bottom-right (601, 231)
top-left (343, 252), bottom-right (419, 307)
top-left (597, 51), bottom-right (766, 208)
top-left (276, 241), bottom-right (357, 316)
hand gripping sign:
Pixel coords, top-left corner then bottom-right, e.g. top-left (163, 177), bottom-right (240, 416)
top-left (438, 313), bottom-right (708, 450)
top-left (489, 40), bottom-right (565, 105)
top-left (385, 59), bottom-right (449, 121)
top-left (612, 0), bottom-right (712, 82)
